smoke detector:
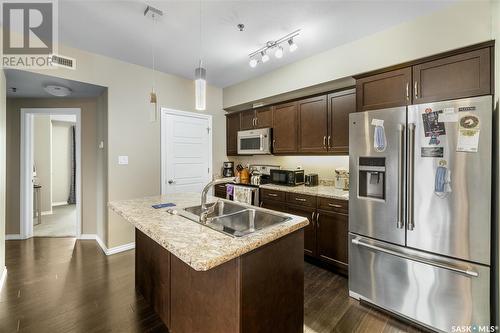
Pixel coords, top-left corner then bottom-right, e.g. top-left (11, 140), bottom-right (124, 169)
top-left (44, 85), bottom-right (72, 97)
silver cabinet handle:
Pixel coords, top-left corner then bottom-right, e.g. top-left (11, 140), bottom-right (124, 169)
top-left (316, 213), bottom-right (320, 228)
top-left (397, 124), bottom-right (405, 229)
top-left (268, 193), bottom-right (278, 197)
top-left (311, 212), bottom-right (315, 225)
top-left (405, 82), bottom-right (409, 101)
top-left (328, 203), bottom-right (343, 208)
top-left (414, 81), bottom-right (418, 99)
top-left (254, 117), bottom-right (258, 127)
top-left (259, 201), bottom-right (263, 207)
top-left (323, 136), bottom-right (327, 149)
top-left (352, 237), bottom-right (479, 278)
top-left (408, 123), bottom-right (415, 231)
top-left (272, 139), bottom-right (276, 150)
top-left (295, 198), bottom-right (306, 202)
top-left (327, 135), bottom-right (331, 149)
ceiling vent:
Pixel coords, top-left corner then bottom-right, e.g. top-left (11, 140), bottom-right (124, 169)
top-left (51, 54), bottom-right (76, 69)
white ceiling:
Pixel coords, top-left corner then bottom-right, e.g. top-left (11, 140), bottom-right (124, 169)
top-left (5, 69), bottom-right (106, 98)
top-left (57, 0), bottom-right (453, 88)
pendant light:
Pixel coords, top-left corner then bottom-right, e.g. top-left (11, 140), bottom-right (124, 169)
top-left (194, 0), bottom-right (206, 111)
top-left (145, 5), bottom-right (163, 122)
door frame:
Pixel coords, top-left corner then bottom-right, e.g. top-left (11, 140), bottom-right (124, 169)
top-left (160, 108), bottom-right (213, 195)
top-left (20, 108), bottom-right (82, 239)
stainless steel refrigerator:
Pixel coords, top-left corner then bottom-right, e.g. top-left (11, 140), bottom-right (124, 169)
top-left (348, 96), bottom-right (492, 332)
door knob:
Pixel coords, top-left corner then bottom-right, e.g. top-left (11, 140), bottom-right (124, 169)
top-left (168, 179), bottom-right (174, 184)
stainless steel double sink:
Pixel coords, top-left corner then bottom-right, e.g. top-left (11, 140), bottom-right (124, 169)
top-left (179, 200), bottom-right (291, 237)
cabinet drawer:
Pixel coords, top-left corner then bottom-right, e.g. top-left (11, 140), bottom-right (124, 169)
top-left (214, 183), bottom-right (228, 192)
top-left (260, 189), bottom-right (286, 202)
top-left (318, 197), bottom-right (348, 213)
top-left (286, 192), bottom-right (316, 207)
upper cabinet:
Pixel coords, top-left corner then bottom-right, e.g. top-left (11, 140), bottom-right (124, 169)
top-left (412, 48), bottom-right (491, 104)
top-left (273, 101), bottom-right (298, 153)
top-left (240, 107), bottom-right (273, 130)
top-left (355, 44), bottom-right (492, 111)
top-left (328, 90), bottom-right (355, 154)
top-left (356, 67), bottom-right (411, 112)
top-left (297, 95), bottom-right (328, 153)
top-left (226, 112), bottom-right (240, 156)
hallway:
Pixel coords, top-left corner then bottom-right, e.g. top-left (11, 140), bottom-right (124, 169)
top-left (33, 205), bottom-right (77, 237)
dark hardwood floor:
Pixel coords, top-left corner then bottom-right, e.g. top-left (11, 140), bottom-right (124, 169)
top-left (0, 238), bottom-right (423, 333)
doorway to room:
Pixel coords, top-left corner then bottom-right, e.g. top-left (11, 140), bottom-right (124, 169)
top-left (21, 109), bottom-right (82, 238)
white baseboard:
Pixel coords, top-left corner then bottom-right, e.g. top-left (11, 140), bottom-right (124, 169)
top-left (85, 235), bottom-right (134, 256)
top-left (5, 234), bottom-right (24, 240)
top-left (41, 210), bottom-right (53, 216)
top-left (52, 201), bottom-right (68, 207)
top-left (0, 266), bottom-right (6, 293)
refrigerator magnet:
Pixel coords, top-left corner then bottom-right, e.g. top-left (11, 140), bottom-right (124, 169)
top-left (422, 111), bottom-right (446, 138)
top-left (438, 108), bottom-right (459, 122)
top-left (457, 114), bottom-right (480, 153)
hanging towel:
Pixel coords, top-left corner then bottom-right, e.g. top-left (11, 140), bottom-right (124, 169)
top-left (373, 125), bottom-right (387, 152)
top-left (226, 184), bottom-right (234, 199)
top-left (233, 186), bottom-right (253, 205)
top-left (434, 166), bottom-right (451, 198)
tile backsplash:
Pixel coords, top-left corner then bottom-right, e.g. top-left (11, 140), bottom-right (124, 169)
top-left (231, 155), bottom-right (349, 180)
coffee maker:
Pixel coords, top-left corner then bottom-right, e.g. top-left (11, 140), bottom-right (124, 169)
top-left (222, 161), bottom-right (234, 177)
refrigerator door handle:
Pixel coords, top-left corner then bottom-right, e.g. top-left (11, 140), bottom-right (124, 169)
top-left (351, 237), bottom-right (479, 278)
top-left (397, 124), bottom-right (405, 229)
top-left (407, 123), bottom-right (415, 231)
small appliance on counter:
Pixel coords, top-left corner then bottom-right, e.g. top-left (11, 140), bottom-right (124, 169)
top-left (249, 164), bottom-right (279, 185)
top-left (305, 173), bottom-right (318, 187)
top-left (270, 168), bottom-right (305, 186)
top-left (222, 161), bottom-right (234, 177)
top-left (334, 168), bottom-right (349, 190)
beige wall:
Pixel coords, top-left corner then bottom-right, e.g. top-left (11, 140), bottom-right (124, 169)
top-left (0, 71), bottom-right (6, 272)
top-left (20, 42), bottom-right (225, 248)
top-left (96, 90), bottom-right (108, 244)
top-left (51, 121), bottom-right (72, 204)
top-left (33, 115), bottom-right (52, 212)
top-left (6, 98), bottom-right (101, 235)
top-left (233, 155), bottom-right (349, 180)
top-left (223, 1), bottom-right (492, 108)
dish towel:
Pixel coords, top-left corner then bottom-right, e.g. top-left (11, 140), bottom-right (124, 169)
top-left (233, 186), bottom-right (253, 205)
top-left (226, 184), bottom-right (234, 199)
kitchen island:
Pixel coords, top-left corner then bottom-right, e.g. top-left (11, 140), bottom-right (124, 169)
top-left (109, 193), bottom-right (309, 333)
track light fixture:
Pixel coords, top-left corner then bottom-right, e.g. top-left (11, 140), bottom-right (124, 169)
top-left (248, 29), bottom-right (300, 68)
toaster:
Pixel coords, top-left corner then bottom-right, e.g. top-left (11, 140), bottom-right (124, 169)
top-left (305, 174), bottom-right (318, 187)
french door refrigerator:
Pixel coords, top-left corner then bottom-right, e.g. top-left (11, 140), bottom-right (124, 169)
top-left (348, 96), bottom-right (492, 332)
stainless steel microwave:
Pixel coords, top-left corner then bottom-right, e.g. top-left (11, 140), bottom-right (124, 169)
top-left (237, 128), bottom-right (272, 155)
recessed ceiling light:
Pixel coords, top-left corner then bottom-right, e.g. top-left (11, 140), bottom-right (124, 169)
top-left (44, 85), bottom-right (72, 97)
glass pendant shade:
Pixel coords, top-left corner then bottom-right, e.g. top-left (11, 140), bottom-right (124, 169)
top-left (195, 66), bottom-right (206, 111)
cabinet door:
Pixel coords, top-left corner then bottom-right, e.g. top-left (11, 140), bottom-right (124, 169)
top-left (272, 102), bottom-right (298, 153)
top-left (226, 113), bottom-right (240, 156)
top-left (297, 95), bottom-right (328, 153)
top-left (287, 204), bottom-right (316, 257)
top-left (240, 110), bottom-right (256, 130)
top-left (328, 91), bottom-right (355, 154)
top-left (413, 47), bottom-right (491, 104)
top-left (316, 210), bottom-right (348, 271)
top-left (356, 67), bottom-right (411, 112)
top-left (255, 106), bottom-right (273, 128)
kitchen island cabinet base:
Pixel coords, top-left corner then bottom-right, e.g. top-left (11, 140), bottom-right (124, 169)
top-left (135, 228), bottom-right (304, 333)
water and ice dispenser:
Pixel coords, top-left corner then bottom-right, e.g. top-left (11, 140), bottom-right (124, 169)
top-left (358, 157), bottom-right (386, 200)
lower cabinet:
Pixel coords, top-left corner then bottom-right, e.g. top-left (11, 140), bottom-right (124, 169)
top-left (316, 209), bottom-right (348, 273)
top-left (287, 204), bottom-right (316, 257)
top-left (260, 190), bottom-right (348, 274)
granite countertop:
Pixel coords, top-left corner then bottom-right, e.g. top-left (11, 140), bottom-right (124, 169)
top-left (259, 183), bottom-right (349, 201)
top-left (109, 193), bottom-right (308, 272)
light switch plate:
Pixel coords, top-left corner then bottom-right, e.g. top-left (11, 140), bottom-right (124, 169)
top-left (118, 155), bottom-right (128, 165)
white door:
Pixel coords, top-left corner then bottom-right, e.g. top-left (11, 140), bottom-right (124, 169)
top-left (161, 110), bottom-right (212, 194)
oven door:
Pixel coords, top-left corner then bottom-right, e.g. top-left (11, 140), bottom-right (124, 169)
top-left (237, 129), bottom-right (271, 155)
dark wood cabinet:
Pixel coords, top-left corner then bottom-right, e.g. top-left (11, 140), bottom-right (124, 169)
top-left (316, 210), bottom-right (348, 273)
top-left (255, 106), bottom-right (273, 128)
top-left (226, 112), bottom-right (240, 156)
top-left (356, 67), bottom-right (411, 112)
top-left (328, 90), bottom-right (355, 154)
top-left (287, 204), bottom-right (316, 257)
top-left (412, 48), bottom-right (491, 104)
top-left (273, 102), bottom-right (298, 153)
top-left (261, 199), bottom-right (285, 212)
top-left (240, 110), bottom-right (256, 130)
top-left (214, 183), bottom-right (227, 199)
top-left (297, 95), bottom-right (328, 153)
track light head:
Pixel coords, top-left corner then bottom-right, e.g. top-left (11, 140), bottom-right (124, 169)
top-left (261, 51), bottom-right (270, 63)
top-left (274, 46), bottom-right (283, 59)
top-left (288, 39), bottom-right (298, 52)
top-left (249, 58), bottom-right (258, 68)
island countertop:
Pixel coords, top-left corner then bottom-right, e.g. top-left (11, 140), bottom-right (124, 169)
top-left (109, 193), bottom-right (309, 272)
